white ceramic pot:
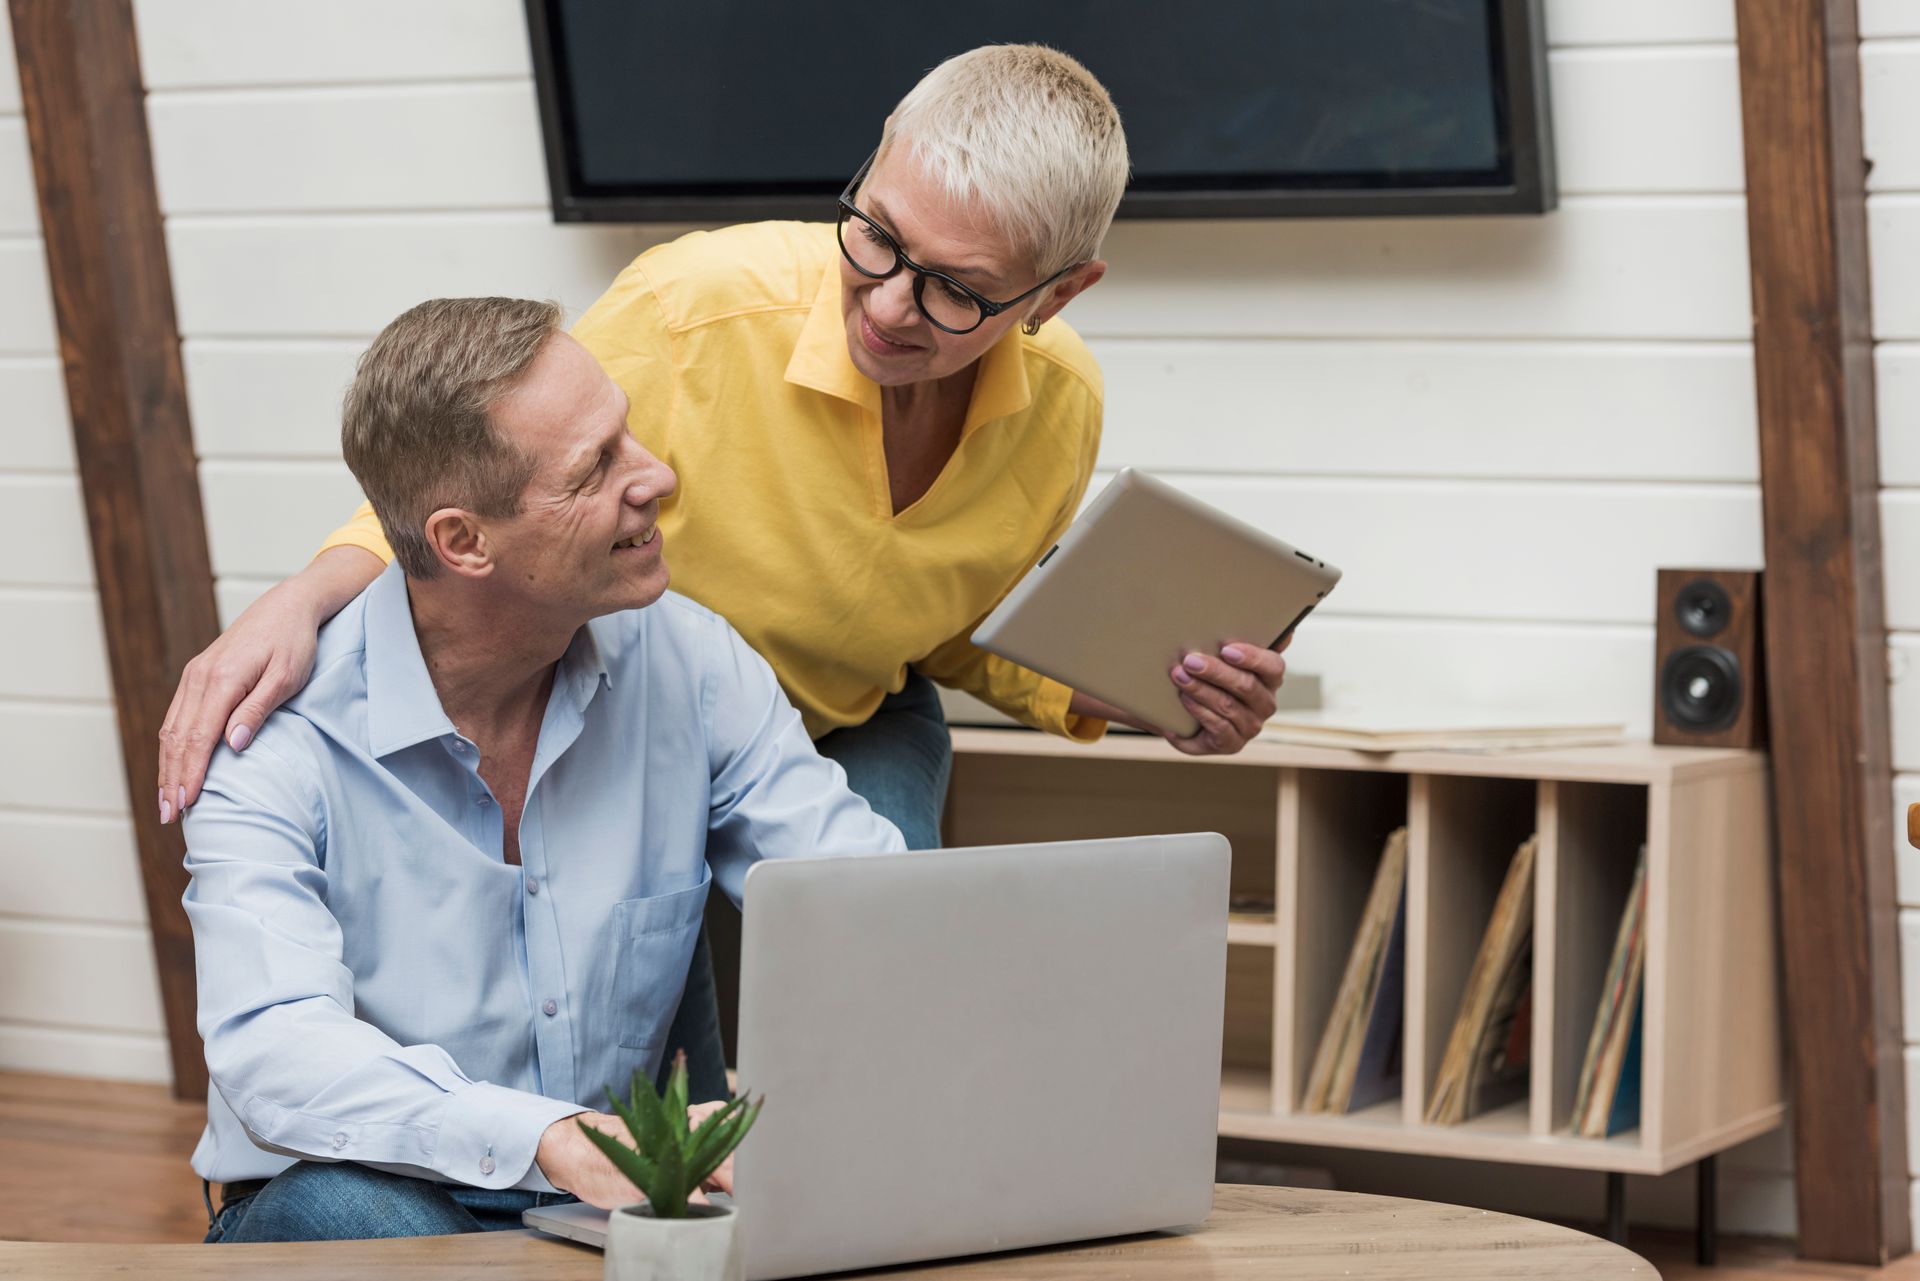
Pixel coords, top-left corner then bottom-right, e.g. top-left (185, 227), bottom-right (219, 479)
top-left (603, 1202), bottom-right (743, 1281)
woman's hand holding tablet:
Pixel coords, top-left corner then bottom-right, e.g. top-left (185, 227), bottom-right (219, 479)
top-left (1065, 635), bottom-right (1293, 754)
top-left (973, 469), bottom-right (1339, 749)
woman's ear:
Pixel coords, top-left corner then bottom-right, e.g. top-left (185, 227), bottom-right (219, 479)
top-left (424, 508), bottom-right (494, 579)
top-left (1029, 260), bottom-right (1108, 328)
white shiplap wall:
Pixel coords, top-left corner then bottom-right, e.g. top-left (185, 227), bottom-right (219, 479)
top-left (135, 3), bottom-right (1771, 729)
top-left (118, 0), bottom-right (1799, 1235)
top-left (1862, 1), bottom-right (1920, 1240)
top-left (0, 5), bottom-right (171, 1083)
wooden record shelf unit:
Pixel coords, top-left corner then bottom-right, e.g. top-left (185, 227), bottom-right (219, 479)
top-left (945, 728), bottom-right (1781, 1178)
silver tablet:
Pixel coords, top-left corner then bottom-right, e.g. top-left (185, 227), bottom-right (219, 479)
top-left (971, 468), bottom-right (1341, 738)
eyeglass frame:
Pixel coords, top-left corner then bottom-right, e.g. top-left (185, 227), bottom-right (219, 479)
top-left (835, 150), bottom-right (1083, 336)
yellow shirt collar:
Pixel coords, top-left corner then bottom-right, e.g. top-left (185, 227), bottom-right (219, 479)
top-left (783, 265), bottom-right (1035, 437)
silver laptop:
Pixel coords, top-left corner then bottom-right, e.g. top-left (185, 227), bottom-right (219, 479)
top-left (526, 834), bottom-right (1230, 1279)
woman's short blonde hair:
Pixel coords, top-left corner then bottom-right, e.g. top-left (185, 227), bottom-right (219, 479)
top-left (876, 44), bottom-right (1129, 281)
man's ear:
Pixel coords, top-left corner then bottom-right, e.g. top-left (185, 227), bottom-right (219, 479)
top-left (423, 508), bottom-right (494, 579)
top-left (1029, 259), bottom-right (1107, 328)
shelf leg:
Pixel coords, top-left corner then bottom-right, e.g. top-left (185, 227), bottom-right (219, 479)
top-left (1605, 1172), bottom-right (1627, 1245)
top-left (1697, 1155), bottom-right (1718, 1267)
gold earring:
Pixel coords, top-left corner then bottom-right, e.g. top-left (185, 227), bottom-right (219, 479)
top-left (1021, 317), bottom-right (1043, 336)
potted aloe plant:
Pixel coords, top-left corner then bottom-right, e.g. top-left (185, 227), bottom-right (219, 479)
top-left (579, 1051), bottom-right (764, 1281)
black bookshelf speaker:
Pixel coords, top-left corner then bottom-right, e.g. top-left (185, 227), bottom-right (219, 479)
top-left (1653, 569), bottom-right (1765, 750)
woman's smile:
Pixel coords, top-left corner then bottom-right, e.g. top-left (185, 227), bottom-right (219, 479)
top-left (859, 309), bottom-right (923, 357)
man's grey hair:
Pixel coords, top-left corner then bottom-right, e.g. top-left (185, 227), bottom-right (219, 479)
top-left (876, 44), bottom-right (1130, 284)
top-left (340, 297), bottom-right (562, 579)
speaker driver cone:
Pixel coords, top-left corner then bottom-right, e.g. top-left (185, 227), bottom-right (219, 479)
top-left (1675, 578), bottom-right (1733, 638)
top-left (1660, 645), bottom-right (1742, 732)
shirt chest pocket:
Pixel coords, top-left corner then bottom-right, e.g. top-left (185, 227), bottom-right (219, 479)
top-left (610, 870), bottom-right (712, 1051)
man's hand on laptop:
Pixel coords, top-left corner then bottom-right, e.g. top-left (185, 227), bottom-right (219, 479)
top-left (538, 1112), bottom-right (642, 1208)
top-left (690, 1098), bottom-right (738, 1197)
top-left (538, 1102), bottom-right (738, 1208)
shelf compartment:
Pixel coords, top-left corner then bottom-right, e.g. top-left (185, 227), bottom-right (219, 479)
top-left (945, 751), bottom-right (1280, 854)
top-left (1219, 1064), bottom-right (1273, 1117)
top-left (1406, 773), bottom-right (1537, 1126)
top-left (945, 751), bottom-right (1278, 908)
top-left (1535, 780), bottom-right (1648, 1138)
top-left (1278, 768), bottom-right (1409, 1115)
top-left (1223, 941), bottom-right (1277, 1116)
top-left (1443, 1097), bottom-right (1533, 1140)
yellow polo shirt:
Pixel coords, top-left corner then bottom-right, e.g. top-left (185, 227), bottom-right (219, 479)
top-left (320, 221), bottom-right (1106, 742)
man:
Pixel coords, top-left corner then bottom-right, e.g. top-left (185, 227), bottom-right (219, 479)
top-left (182, 297), bottom-right (905, 1243)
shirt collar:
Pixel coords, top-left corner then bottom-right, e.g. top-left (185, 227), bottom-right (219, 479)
top-left (362, 563), bottom-right (613, 758)
top-left (569, 616), bottom-right (616, 705)
top-left (783, 264), bottom-right (1035, 437)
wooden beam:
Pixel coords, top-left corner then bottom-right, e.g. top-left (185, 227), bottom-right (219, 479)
top-left (10, 0), bottom-right (215, 1099)
top-left (1734, 0), bottom-right (1909, 1263)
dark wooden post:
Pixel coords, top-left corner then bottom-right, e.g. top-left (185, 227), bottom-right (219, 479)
top-left (9, 0), bottom-right (215, 1099)
top-left (1734, 0), bottom-right (1910, 1262)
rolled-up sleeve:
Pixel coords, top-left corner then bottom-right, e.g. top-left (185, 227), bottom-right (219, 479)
top-left (182, 736), bottom-right (586, 1191)
top-left (700, 618), bottom-right (907, 903)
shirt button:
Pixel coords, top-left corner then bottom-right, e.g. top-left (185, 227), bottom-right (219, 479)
top-left (479, 1155), bottom-right (496, 1176)
top-left (331, 1131), bottom-right (348, 1151)
top-left (543, 999), bottom-right (558, 1017)
top-left (526, 877), bottom-right (540, 896)
top-left (476, 793), bottom-right (491, 807)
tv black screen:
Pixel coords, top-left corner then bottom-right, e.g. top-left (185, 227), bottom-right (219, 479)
top-left (525, 0), bottom-right (1554, 222)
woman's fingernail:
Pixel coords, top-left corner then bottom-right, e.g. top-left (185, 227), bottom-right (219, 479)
top-left (1173, 667), bottom-right (1193, 686)
top-left (1182, 653), bottom-right (1207, 673)
top-left (160, 795), bottom-right (172, 826)
top-left (1222, 645), bottom-right (1246, 663)
top-left (177, 785), bottom-right (187, 814)
top-left (230, 725), bottom-right (252, 752)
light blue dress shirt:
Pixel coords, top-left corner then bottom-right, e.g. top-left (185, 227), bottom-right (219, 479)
top-left (182, 565), bottom-right (904, 1191)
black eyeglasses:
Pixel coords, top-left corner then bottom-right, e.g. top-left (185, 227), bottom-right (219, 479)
top-left (835, 151), bottom-right (1080, 336)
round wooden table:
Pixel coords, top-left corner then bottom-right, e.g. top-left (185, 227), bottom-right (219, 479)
top-left (0, 1184), bottom-right (1657, 1279)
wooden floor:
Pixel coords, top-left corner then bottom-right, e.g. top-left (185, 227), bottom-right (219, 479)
top-left (2, 1071), bottom-right (212, 1244)
top-left (4, 1071), bottom-right (1919, 1279)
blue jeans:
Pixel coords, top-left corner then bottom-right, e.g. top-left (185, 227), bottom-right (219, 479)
top-left (204, 1161), bottom-right (579, 1242)
top-left (661, 671), bottom-right (953, 1102)
top-left (813, 671), bottom-right (954, 852)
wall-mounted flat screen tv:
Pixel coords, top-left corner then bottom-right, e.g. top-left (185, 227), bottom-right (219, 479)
top-left (524, 0), bottom-right (1554, 223)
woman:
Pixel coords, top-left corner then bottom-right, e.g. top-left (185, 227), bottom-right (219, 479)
top-left (157, 45), bottom-right (1288, 1097)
